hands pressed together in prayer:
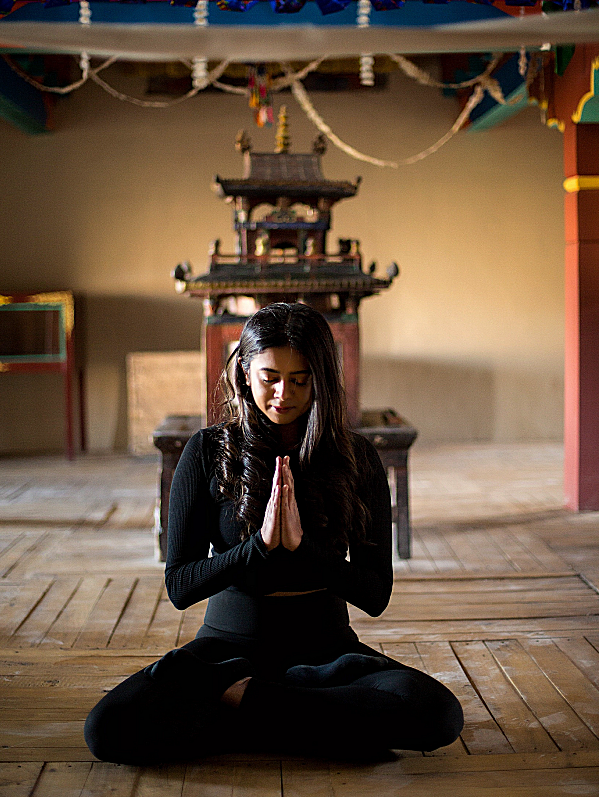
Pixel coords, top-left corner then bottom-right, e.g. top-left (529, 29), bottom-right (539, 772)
top-left (261, 456), bottom-right (303, 551)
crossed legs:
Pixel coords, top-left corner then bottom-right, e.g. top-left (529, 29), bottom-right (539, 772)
top-left (84, 636), bottom-right (463, 765)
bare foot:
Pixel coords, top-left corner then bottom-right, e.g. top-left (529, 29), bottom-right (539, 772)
top-left (220, 676), bottom-right (252, 708)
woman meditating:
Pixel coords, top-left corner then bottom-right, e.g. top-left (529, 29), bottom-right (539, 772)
top-left (85, 302), bottom-right (463, 765)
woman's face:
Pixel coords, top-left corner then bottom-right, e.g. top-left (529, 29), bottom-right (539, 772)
top-left (244, 346), bottom-right (313, 426)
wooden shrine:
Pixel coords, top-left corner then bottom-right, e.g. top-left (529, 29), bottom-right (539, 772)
top-left (172, 113), bottom-right (399, 428)
top-left (156, 113), bottom-right (416, 561)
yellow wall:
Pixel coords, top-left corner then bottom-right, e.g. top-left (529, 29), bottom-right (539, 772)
top-left (0, 66), bottom-right (564, 452)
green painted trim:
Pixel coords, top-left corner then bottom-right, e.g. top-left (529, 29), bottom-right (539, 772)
top-left (468, 85), bottom-right (529, 133)
top-left (0, 93), bottom-right (48, 134)
top-left (326, 313), bottom-right (358, 323)
top-left (0, 354), bottom-right (65, 363)
top-left (572, 56), bottom-right (599, 124)
top-left (205, 314), bottom-right (249, 325)
top-left (0, 302), bottom-right (66, 360)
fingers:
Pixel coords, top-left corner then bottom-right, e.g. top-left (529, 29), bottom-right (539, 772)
top-left (280, 457), bottom-right (303, 551)
top-left (281, 456), bottom-right (295, 492)
top-left (262, 457), bottom-right (283, 551)
top-left (272, 456), bottom-right (283, 490)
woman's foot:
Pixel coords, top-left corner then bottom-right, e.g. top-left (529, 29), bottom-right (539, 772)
top-left (221, 676), bottom-right (253, 708)
top-left (284, 653), bottom-right (388, 687)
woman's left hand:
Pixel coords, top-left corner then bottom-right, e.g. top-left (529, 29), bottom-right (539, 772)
top-left (281, 456), bottom-right (303, 551)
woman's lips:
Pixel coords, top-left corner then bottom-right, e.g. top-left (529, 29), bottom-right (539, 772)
top-left (272, 406), bottom-right (293, 413)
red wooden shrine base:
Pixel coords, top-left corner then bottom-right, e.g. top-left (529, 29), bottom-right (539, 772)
top-left (204, 315), bottom-right (361, 428)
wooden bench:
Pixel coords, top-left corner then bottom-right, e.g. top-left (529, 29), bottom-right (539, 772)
top-left (153, 411), bottom-right (416, 562)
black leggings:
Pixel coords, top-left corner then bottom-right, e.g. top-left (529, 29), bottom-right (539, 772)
top-left (84, 632), bottom-right (463, 765)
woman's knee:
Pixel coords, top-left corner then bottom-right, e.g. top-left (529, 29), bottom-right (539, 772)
top-left (84, 695), bottom-right (129, 763)
top-left (359, 667), bottom-right (464, 751)
top-left (84, 669), bottom-right (159, 764)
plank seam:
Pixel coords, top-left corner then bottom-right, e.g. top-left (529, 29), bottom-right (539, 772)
top-left (449, 640), bottom-right (516, 755)
top-left (105, 578), bottom-right (139, 649)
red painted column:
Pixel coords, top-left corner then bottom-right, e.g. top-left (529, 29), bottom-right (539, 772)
top-left (563, 123), bottom-right (599, 509)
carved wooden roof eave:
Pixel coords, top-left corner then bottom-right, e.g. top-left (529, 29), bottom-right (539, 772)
top-left (183, 275), bottom-right (393, 297)
top-left (212, 177), bottom-right (360, 202)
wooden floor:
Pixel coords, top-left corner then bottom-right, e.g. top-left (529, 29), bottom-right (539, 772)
top-left (1, 443), bottom-right (599, 795)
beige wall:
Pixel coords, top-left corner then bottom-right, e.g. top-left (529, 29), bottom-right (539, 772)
top-left (0, 66), bottom-right (564, 453)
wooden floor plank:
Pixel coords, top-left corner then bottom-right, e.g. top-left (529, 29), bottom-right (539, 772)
top-left (0, 579), bottom-right (54, 640)
top-left (77, 761), bottom-right (140, 797)
top-left (388, 587), bottom-right (592, 604)
top-left (413, 530), bottom-right (463, 572)
top-left (520, 638), bottom-right (599, 740)
top-left (486, 639), bottom-right (599, 751)
top-left (0, 532), bottom-right (47, 578)
top-left (390, 575), bottom-right (589, 593)
top-left (141, 587), bottom-right (182, 651)
top-left (404, 533), bottom-right (437, 574)
top-left (553, 636), bottom-right (599, 692)
top-left (40, 576), bottom-right (108, 650)
top-left (30, 762), bottom-right (92, 797)
top-left (0, 720), bottom-right (84, 750)
top-left (509, 529), bottom-right (573, 573)
top-left (328, 762), bottom-right (599, 796)
top-left (437, 529), bottom-right (510, 573)
top-left (488, 528), bottom-right (550, 573)
top-left (183, 761), bottom-right (282, 797)
top-left (134, 765), bottom-right (186, 797)
top-left (0, 687), bottom-right (100, 720)
top-left (6, 532), bottom-right (73, 582)
top-left (0, 763), bottom-right (43, 797)
top-left (383, 594), bottom-right (597, 616)
top-left (104, 499), bottom-right (155, 530)
top-left (281, 760), bottom-right (332, 797)
top-left (74, 577), bottom-right (137, 650)
top-left (415, 641), bottom-right (512, 756)
top-left (350, 614), bottom-right (599, 643)
top-left (381, 642), bottom-right (424, 671)
top-left (8, 578), bottom-right (81, 648)
top-left (452, 641), bottom-right (558, 753)
top-left (464, 530), bottom-right (517, 572)
top-left (108, 576), bottom-right (164, 650)
top-left (0, 749), bottom-right (95, 763)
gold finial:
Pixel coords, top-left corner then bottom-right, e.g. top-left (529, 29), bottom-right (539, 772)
top-left (312, 133), bottom-right (327, 156)
top-left (275, 105), bottom-right (290, 154)
top-left (235, 129), bottom-right (252, 154)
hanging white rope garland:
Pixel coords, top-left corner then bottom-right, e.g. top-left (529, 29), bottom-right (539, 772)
top-left (289, 75), bottom-right (398, 168)
top-left (1, 52), bottom-right (116, 93)
top-left (88, 59), bottom-right (230, 108)
top-left (389, 53), bottom-right (503, 91)
top-left (4, 42), bottom-right (512, 166)
top-left (397, 84), bottom-right (485, 165)
top-left (289, 68), bottom-right (486, 168)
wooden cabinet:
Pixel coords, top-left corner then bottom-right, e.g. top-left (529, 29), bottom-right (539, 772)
top-left (0, 291), bottom-right (85, 459)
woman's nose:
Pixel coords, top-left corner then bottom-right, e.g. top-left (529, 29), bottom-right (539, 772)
top-left (274, 380), bottom-right (293, 399)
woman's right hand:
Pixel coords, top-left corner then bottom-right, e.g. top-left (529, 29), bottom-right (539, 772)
top-left (261, 456), bottom-right (282, 551)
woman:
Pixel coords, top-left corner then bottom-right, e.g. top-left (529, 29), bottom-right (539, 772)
top-left (85, 303), bottom-right (463, 765)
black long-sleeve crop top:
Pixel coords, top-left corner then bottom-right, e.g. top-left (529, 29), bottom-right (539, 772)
top-left (164, 426), bottom-right (393, 618)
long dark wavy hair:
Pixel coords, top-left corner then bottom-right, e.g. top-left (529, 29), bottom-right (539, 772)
top-left (214, 302), bottom-right (368, 550)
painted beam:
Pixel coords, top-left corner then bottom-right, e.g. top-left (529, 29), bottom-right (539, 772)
top-left (0, 56), bottom-right (49, 133)
top-left (468, 53), bottom-right (528, 132)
